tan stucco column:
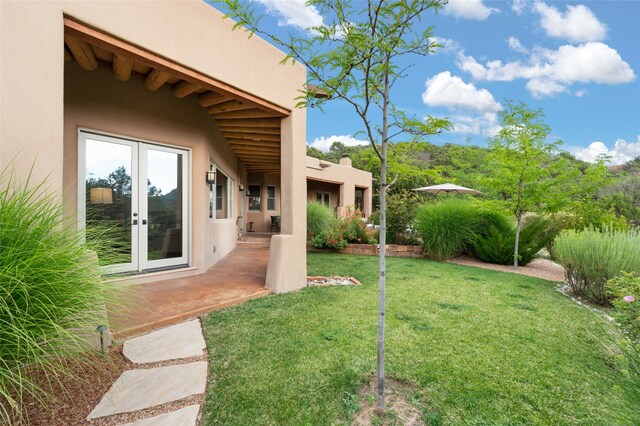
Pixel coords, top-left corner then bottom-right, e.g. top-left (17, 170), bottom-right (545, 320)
top-left (265, 108), bottom-right (307, 293)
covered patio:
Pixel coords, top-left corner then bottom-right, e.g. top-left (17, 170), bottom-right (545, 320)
top-left (110, 244), bottom-right (271, 338)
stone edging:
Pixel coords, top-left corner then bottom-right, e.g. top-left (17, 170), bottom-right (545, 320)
top-left (307, 243), bottom-right (427, 258)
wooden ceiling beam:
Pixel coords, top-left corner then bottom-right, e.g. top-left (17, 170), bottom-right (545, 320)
top-left (227, 139), bottom-right (280, 148)
top-left (214, 125), bottom-right (280, 135)
top-left (64, 35), bottom-right (97, 70)
top-left (200, 92), bottom-right (234, 108)
top-left (113, 53), bottom-right (133, 81)
top-left (208, 100), bottom-right (254, 114)
top-left (232, 149), bottom-right (281, 156)
top-left (64, 18), bottom-right (289, 117)
top-left (213, 118), bottom-right (281, 128)
top-left (144, 69), bottom-right (171, 91)
top-left (239, 157), bottom-right (281, 163)
top-left (173, 81), bottom-right (200, 98)
top-left (211, 109), bottom-right (275, 120)
top-left (64, 46), bottom-right (72, 61)
top-left (90, 44), bottom-right (112, 61)
top-left (220, 132), bottom-right (280, 142)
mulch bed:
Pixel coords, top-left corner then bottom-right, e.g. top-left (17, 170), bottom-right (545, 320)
top-left (9, 345), bottom-right (128, 426)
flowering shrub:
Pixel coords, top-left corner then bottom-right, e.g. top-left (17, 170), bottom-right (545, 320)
top-left (607, 272), bottom-right (640, 343)
top-left (340, 208), bottom-right (369, 243)
top-left (311, 219), bottom-right (348, 250)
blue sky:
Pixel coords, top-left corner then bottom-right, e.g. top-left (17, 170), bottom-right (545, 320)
top-left (214, 1), bottom-right (639, 165)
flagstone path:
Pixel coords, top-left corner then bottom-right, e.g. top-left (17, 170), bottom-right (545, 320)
top-left (87, 319), bottom-right (208, 425)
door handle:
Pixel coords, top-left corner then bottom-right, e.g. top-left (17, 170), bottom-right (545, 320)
top-left (132, 219), bottom-right (138, 225)
top-left (142, 219), bottom-right (147, 225)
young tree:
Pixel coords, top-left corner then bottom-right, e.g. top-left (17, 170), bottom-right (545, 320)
top-left (488, 101), bottom-right (562, 267)
top-left (223, 0), bottom-right (450, 409)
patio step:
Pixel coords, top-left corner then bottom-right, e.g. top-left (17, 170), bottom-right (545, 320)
top-left (238, 232), bottom-right (273, 247)
top-left (237, 239), bottom-right (270, 248)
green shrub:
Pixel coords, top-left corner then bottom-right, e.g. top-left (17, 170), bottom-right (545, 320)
top-left (554, 226), bottom-right (640, 305)
top-left (471, 216), bottom-right (558, 266)
top-left (607, 272), bottom-right (640, 343)
top-left (307, 202), bottom-right (334, 240)
top-left (340, 208), bottom-right (368, 243)
top-left (415, 199), bottom-right (478, 260)
top-left (0, 170), bottom-right (121, 422)
top-left (311, 219), bottom-right (348, 250)
top-left (386, 190), bottom-right (419, 244)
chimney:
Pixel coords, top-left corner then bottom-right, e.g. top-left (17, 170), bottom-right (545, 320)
top-left (339, 154), bottom-right (352, 167)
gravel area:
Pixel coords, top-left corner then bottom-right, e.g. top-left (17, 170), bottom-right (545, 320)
top-left (447, 256), bottom-right (566, 282)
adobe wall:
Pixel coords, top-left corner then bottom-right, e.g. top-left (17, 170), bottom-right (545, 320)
top-left (64, 61), bottom-right (240, 274)
top-left (1, 0), bottom-right (308, 292)
top-left (306, 156), bottom-right (373, 216)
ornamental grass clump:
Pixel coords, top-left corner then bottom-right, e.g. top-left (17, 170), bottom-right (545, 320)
top-left (415, 199), bottom-right (477, 260)
top-left (307, 201), bottom-right (334, 241)
top-left (0, 170), bottom-right (121, 423)
top-left (554, 226), bottom-right (640, 305)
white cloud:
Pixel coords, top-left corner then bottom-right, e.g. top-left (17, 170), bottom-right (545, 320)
top-left (430, 37), bottom-right (461, 54)
top-left (422, 71), bottom-right (502, 112)
top-left (573, 136), bottom-right (640, 165)
top-left (507, 36), bottom-right (528, 54)
top-left (443, 0), bottom-right (498, 20)
top-left (533, 2), bottom-right (607, 42)
top-left (526, 78), bottom-right (567, 97)
top-left (511, 0), bottom-right (528, 16)
top-left (308, 134), bottom-right (369, 152)
top-left (575, 89), bottom-right (587, 97)
top-left (422, 72), bottom-right (502, 137)
top-left (449, 112), bottom-right (501, 137)
top-left (456, 42), bottom-right (635, 98)
top-left (257, 0), bottom-right (323, 32)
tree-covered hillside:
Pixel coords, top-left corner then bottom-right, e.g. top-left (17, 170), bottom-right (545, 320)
top-left (308, 140), bottom-right (640, 229)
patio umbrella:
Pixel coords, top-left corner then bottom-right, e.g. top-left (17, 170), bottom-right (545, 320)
top-left (412, 183), bottom-right (484, 195)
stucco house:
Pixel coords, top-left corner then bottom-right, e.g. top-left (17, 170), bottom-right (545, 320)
top-left (0, 1), bottom-right (307, 293)
top-left (306, 155), bottom-right (373, 218)
top-left (243, 155), bottom-right (373, 233)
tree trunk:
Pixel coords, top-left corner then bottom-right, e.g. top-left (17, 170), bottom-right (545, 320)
top-left (513, 215), bottom-right (522, 268)
top-left (376, 66), bottom-right (390, 412)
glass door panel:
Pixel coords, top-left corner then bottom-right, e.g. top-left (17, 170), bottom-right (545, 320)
top-left (140, 144), bottom-right (188, 270)
top-left (81, 132), bottom-right (188, 273)
top-left (82, 133), bottom-right (138, 272)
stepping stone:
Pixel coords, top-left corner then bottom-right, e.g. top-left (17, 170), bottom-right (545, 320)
top-left (123, 319), bottom-right (206, 363)
top-left (87, 362), bottom-right (207, 419)
top-left (118, 405), bottom-right (200, 426)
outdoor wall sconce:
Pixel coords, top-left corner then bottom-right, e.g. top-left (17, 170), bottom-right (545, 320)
top-left (89, 187), bottom-right (113, 205)
top-left (206, 170), bottom-right (216, 185)
top-left (239, 184), bottom-right (245, 192)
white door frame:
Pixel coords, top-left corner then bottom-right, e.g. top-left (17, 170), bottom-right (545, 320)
top-left (79, 130), bottom-right (190, 273)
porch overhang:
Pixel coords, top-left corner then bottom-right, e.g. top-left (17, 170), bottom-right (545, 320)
top-left (64, 17), bottom-right (284, 173)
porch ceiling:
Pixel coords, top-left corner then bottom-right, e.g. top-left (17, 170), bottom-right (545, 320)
top-left (64, 18), bottom-right (283, 173)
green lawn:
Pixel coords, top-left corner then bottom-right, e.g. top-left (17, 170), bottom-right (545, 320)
top-left (201, 253), bottom-right (635, 425)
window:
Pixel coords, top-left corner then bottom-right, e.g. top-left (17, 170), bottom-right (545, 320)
top-left (248, 185), bottom-right (261, 211)
top-left (355, 188), bottom-right (365, 213)
top-left (216, 184), bottom-right (223, 211)
top-left (209, 164), bottom-right (233, 219)
top-left (267, 186), bottom-right (276, 211)
top-left (317, 192), bottom-right (330, 206)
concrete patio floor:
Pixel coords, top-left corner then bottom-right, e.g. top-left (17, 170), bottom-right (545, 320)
top-left (110, 244), bottom-right (271, 338)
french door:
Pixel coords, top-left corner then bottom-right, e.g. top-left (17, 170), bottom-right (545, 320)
top-left (79, 131), bottom-right (189, 273)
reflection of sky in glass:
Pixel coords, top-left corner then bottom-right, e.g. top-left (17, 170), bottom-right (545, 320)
top-left (86, 139), bottom-right (179, 194)
top-left (86, 139), bottom-right (131, 180)
top-left (147, 149), bottom-right (178, 195)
